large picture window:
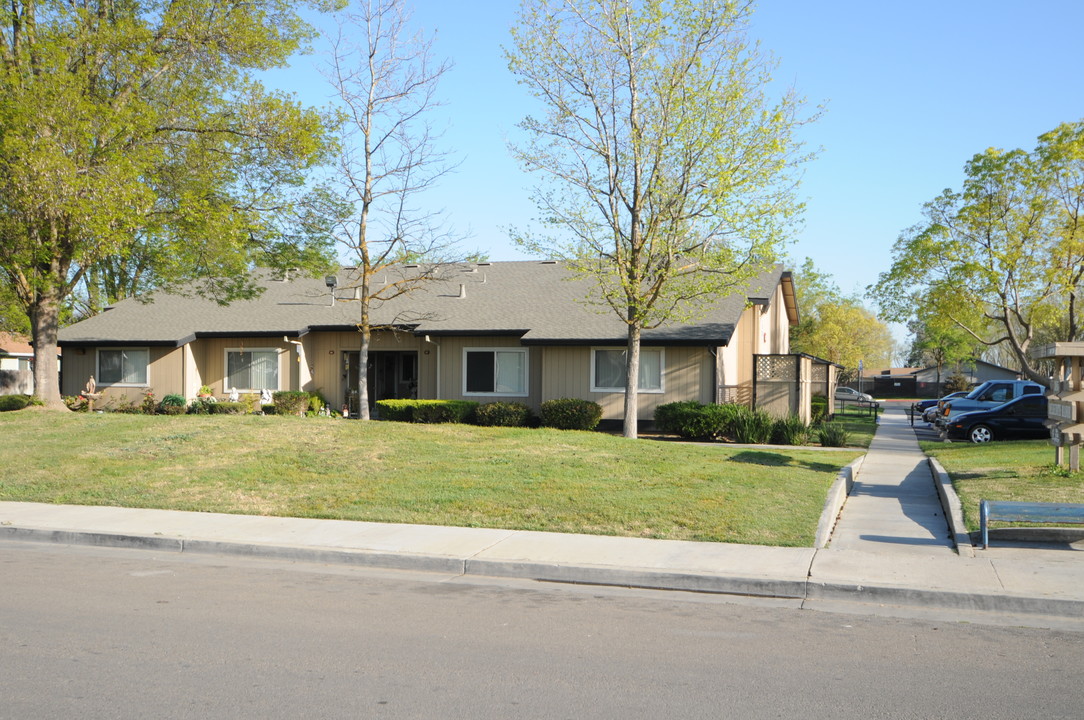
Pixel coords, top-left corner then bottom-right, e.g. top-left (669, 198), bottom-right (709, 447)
top-left (226, 349), bottom-right (280, 392)
top-left (591, 348), bottom-right (663, 393)
top-left (464, 348), bottom-right (527, 396)
top-left (97, 348), bottom-right (149, 386)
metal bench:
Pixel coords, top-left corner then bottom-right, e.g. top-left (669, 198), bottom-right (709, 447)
top-left (980, 500), bottom-right (1084, 549)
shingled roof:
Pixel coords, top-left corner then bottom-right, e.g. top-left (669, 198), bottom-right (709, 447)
top-left (57, 261), bottom-right (792, 348)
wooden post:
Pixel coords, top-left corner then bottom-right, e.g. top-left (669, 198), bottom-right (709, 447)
top-left (1035, 344), bottom-right (1084, 471)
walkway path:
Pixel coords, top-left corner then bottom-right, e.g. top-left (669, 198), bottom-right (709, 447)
top-left (826, 405), bottom-right (953, 553)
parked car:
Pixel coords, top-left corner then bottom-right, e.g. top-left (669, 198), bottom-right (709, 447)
top-left (935, 379), bottom-right (1046, 429)
top-left (912, 392), bottom-right (967, 422)
top-left (834, 386), bottom-right (873, 404)
top-left (944, 394), bottom-right (1050, 443)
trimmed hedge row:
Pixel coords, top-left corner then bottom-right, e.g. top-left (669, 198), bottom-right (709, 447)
top-left (375, 399), bottom-right (480, 424)
top-left (374, 397), bottom-right (603, 431)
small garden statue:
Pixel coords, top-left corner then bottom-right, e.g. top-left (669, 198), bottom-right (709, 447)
top-left (260, 388), bottom-right (273, 405)
top-left (80, 376), bottom-right (103, 412)
top-left (228, 387), bottom-right (239, 403)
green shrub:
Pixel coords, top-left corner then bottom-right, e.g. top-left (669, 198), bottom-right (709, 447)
top-left (157, 394), bottom-right (186, 416)
top-left (109, 397), bottom-right (142, 414)
top-left (214, 401), bottom-right (246, 415)
top-left (308, 392), bottom-right (327, 415)
top-left (272, 390), bottom-right (310, 416)
top-left (411, 400), bottom-right (479, 424)
top-left (475, 401), bottom-right (532, 427)
top-left (261, 404), bottom-right (276, 415)
top-left (140, 391), bottom-right (158, 415)
top-left (810, 395), bottom-right (829, 424)
top-left (236, 393), bottom-right (259, 414)
top-left (540, 398), bottom-right (603, 431)
top-left (817, 422), bottom-right (850, 447)
top-left (0, 394), bottom-right (31, 412)
top-left (654, 401), bottom-right (703, 434)
top-left (730, 406), bottom-right (774, 444)
top-left (770, 414), bottom-right (809, 446)
top-left (374, 399), bottom-right (415, 421)
top-left (944, 372), bottom-right (971, 394)
top-left (187, 398), bottom-right (215, 415)
top-left (374, 399), bottom-right (479, 424)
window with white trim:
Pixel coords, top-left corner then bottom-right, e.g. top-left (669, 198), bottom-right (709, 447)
top-left (225, 348), bottom-right (280, 392)
top-left (591, 348), bottom-right (664, 393)
top-left (97, 348), bottom-right (149, 386)
top-left (464, 348), bottom-right (528, 396)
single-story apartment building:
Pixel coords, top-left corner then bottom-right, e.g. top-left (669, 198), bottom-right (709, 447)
top-left (56, 261), bottom-right (804, 421)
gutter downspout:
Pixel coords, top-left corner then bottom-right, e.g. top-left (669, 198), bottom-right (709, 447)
top-left (425, 335), bottom-right (440, 399)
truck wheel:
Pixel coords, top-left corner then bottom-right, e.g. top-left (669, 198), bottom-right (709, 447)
top-left (968, 425), bottom-right (993, 444)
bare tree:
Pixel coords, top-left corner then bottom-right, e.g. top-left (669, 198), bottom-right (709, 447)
top-left (507, 0), bottom-right (814, 438)
top-left (320, 0), bottom-right (461, 419)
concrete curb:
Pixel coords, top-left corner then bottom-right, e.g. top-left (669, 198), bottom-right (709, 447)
top-left (814, 456), bottom-right (863, 549)
top-left (805, 579), bottom-right (1084, 618)
top-left (928, 457), bottom-right (975, 558)
top-left (464, 558), bottom-right (810, 598)
top-left (6, 522), bottom-right (1082, 620)
top-left (0, 526), bottom-right (467, 574)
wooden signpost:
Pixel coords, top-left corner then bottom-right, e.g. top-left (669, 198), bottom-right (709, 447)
top-left (1035, 343), bottom-right (1084, 471)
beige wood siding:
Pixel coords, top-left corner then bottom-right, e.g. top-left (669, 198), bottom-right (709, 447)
top-left (433, 336), bottom-right (542, 409)
top-left (60, 349), bottom-right (95, 396)
top-left (541, 345), bottom-right (712, 420)
top-left (62, 346), bottom-right (185, 406)
top-left (303, 329), bottom-right (433, 409)
top-left (191, 338), bottom-right (291, 396)
top-left (770, 284), bottom-right (790, 353)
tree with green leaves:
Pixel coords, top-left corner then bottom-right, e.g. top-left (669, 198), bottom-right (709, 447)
top-left (507, 0), bottom-right (813, 438)
top-left (871, 120), bottom-right (1084, 386)
top-left (0, 0), bottom-right (338, 407)
top-left (788, 259), bottom-right (893, 377)
top-left (905, 306), bottom-right (982, 389)
top-left (317, 0), bottom-right (463, 420)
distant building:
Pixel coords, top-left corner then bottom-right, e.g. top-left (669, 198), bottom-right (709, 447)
top-left (859, 360), bottom-right (1022, 398)
top-left (0, 332), bottom-right (34, 395)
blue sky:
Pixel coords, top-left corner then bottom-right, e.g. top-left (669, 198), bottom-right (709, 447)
top-left (267, 0), bottom-right (1084, 309)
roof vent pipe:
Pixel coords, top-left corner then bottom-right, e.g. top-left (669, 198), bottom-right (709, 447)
top-left (458, 284), bottom-right (466, 299)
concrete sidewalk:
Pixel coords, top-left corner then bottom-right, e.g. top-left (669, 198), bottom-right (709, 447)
top-left (2, 406), bottom-right (1082, 627)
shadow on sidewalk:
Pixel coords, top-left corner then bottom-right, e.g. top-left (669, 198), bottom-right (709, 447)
top-left (856, 534), bottom-right (950, 546)
top-left (849, 458), bottom-right (950, 545)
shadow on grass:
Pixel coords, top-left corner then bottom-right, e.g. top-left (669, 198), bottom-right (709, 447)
top-left (726, 450), bottom-right (841, 473)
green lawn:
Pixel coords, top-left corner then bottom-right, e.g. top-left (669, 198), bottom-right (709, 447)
top-left (920, 439), bottom-right (1083, 531)
top-left (828, 407), bottom-right (880, 449)
top-left (1, 410), bottom-right (862, 546)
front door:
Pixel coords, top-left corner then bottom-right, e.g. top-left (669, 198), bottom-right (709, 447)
top-left (343, 351), bottom-right (419, 417)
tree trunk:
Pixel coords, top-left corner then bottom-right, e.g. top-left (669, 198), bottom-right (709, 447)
top-left (623, 324), bottom-right (641, 439)
top-left (358, 274), bottom-right (372, 421)
top-left (29, 289), bottom-right (65, 409)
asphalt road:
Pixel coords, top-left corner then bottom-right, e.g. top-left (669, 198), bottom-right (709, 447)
top-left (2, 542), bottom-right (1082, 719)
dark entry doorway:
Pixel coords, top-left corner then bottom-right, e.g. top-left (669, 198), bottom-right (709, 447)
top-left (343, 351), bottom-right (418, 416)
